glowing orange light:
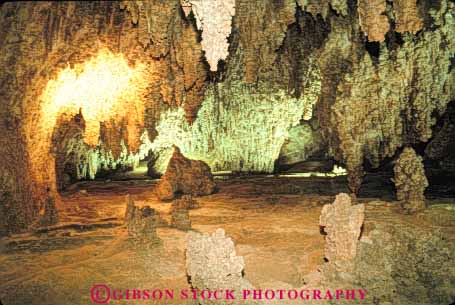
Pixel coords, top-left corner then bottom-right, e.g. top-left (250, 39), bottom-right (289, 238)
top-left (41, 50), bottom-right (148, 147)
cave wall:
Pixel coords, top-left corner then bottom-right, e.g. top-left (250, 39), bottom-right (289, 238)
top-left (0, 1), bottom-right (207, 234)
top-left (0, 0), bottom-right (454, 234)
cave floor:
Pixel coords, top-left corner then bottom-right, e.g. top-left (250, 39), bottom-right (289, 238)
top-left (1, 175), bottom-right (455, 305)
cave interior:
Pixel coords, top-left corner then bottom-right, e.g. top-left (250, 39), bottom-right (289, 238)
top-left (0, 1), bottom-right (455, 305)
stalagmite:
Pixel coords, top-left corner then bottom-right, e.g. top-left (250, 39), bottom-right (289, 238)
top-left (319, 193), bottom-right (365, 274)
top-left (124, 195), bottom-right (160, 245)
top-left (185, 229), bottom-right (257, 305)
top-left (393, 148), bottom-right (429, 213)
top-left (156, 146), bottom-right (216, 201)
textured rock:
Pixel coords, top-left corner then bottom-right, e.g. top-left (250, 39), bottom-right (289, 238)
top-left (319, 193), bottom-right (365, 273)
top-left (0, 174), bottom-right (20, 236)
top-left (146, 79), bottom-right (319, 173)
top-left (186, 229), bottom-right (255, 305)
top-left (0, 1), bottom-right (210, 233)
top-left (182, 0), bottom-right (235, 71)
top-left (1, 0), bottom-right (455, 235)
top-left (122, 0), bottom-right (208, 122)
top-left (357, 0), bottom-right (389, 42)
top-left (172, 195), bottom-right (200, 210)
top-left (156, 146), bottom-right (216, 201)
top-left (301, 0), bottom-right (348, 18)
top-left (146, 150), bottom-right (161, 179)
top-left (393, 148), bottom-right (429, 213)
top-left (278, 123), bottom-right (325, 166)
top-left (124, 195), bottom-right (160, 245)
top-left (170, 195), bottom-right (199, 230)
top-left (170, 205), bottom-right (191, 231)
top-left (393, 0), bottom-right (423, 34)
top-left (425, 102), bottom-right (455, 172)
top-left (236, 0), bottom-right (296, 84)
top-left (353, 225), bottom-right (455, 305)
top-left (326, 1), bottom-right (455, 193)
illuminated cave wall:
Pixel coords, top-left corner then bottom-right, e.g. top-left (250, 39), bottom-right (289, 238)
top-left (0, 1), bottom-right (207, 234)
top-left (147, 77), bottom-right (319, 173)
top-left (1, 0), bottom-right (455, 234)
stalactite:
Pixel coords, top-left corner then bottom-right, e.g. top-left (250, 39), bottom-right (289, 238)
top-left (145, 74), bottom-right (320, 174)
top-left (181, 0), bottom-right (235, 72)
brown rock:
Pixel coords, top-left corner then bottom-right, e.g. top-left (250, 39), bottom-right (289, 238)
top-left (170, 195), bottom-right (199, 230)
top-left (124, 195), bottom-right (160, 245)
top-left (156, 146), bottom-right (216, 201)
top-left (394, 0), bottom-right (423, 34)
top-left (172, 195), bottom-right (200, 210)
top-left (170, 207), bottom-right (191, 231)
top-left (357, 0), bottom-right (390, 42)
top-left (393, 147), bottom-right (428, 213)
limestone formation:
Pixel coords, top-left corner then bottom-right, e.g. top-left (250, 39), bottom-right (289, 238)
top-left (353, 225), bottom-right (455, 305)
top-left (146, 79), bottom-right (319, 174)
top-left (181, 0), bottom-right (235, 72)
top-left (39, 197), bottom-right (59, 227)
top-left (124, 195), bottom-right (160, 245)
top-left (236, 0), bottom-right (296, 84)
top-left (319, 193), bottom-right (365, 273)
top-left (172, 195), bottom-right (200, 210)
top-left (393, 0), bottom-right (423, 34)
top-left (319, 1), bottom-right (455, 194)
top-left (170, 195), bottom-right (199, 230)
top-left (124, 194), bottom-right (136, 224)
top-left (1, 0), bottom-right (455, 234)
top-left (156, 146), bottom-right (216, 201)
top-left (357, 0), bottom-right (390, 42)
top-left (393, 148), bottom-right (429, 213)
top-left (170, 205), bottom-right (191, 231)
top-left (425, 103), bottom-right (455, 172)
top-left (0, 174), bottom-right (18, 236)
top-left (146, 150), bottom-right (161, 179)
top-left (186, 229), bottom-right (255, 304)
top-left (0, 1), bottom-right (208, 233)
top-left (278, 123), bottom-right (325, 166)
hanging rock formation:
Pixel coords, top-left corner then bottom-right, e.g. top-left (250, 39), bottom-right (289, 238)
top-left (0, 1), bottom-right (208, 234)
top-left (1, 0), bottom-right (455, 234)
top-left (393, 147), bottom-right (429, 213)
top-left (156, 146), bottom-right (216, 201)
top-left (357, 0), bottom-right (390, 42)
top-left (181, 0), bottom-right (235, 72)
